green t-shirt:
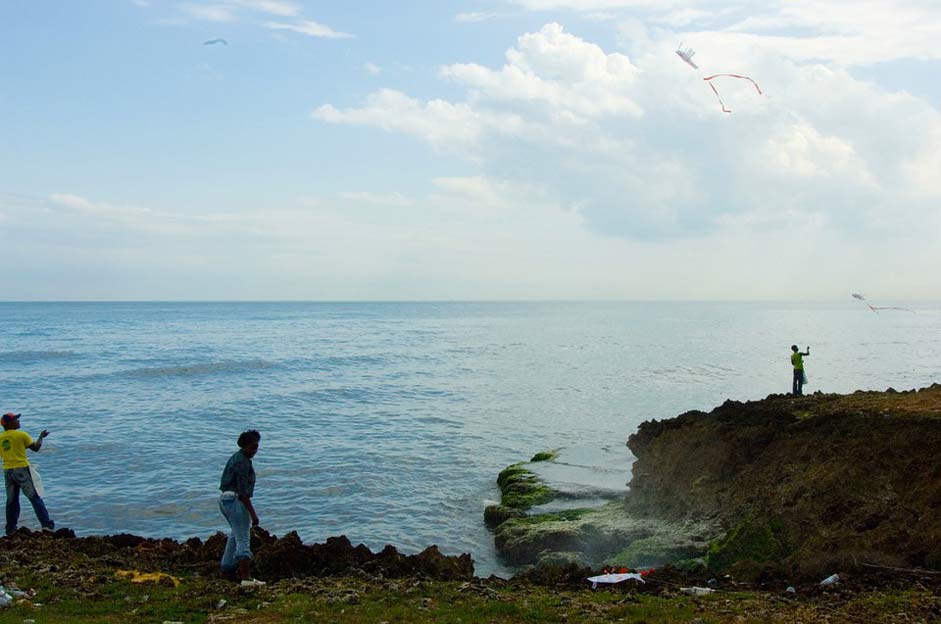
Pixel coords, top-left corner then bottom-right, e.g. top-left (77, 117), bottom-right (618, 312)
top-left (791, 352), bottom-right (804, 370)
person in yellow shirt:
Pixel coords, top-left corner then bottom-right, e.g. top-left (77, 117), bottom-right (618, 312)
top-left (790, 345), bottom-right (810, 396)
top-left (1, 412), bottom-right (54, 535)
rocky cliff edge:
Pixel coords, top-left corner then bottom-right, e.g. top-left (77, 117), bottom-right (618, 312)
top-left (489, 385), bottom-right (941, 579)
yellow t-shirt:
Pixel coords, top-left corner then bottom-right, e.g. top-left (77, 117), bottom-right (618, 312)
top-left (0, 430), bottom-right (33, 469)
top-left (791, 352), bottom-right (804, 370)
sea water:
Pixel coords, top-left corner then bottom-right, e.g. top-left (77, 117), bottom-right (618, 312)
top-left (1, 301), bottom-right (939, 576)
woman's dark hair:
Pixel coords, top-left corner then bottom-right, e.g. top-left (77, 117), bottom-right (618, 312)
top-left (237, 430), bottom-right (261, 448)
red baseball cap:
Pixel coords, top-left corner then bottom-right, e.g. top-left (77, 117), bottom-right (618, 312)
top-left (1, 413), bottom-right (21, 427)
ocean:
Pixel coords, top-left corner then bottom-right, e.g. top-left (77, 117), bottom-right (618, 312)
top-left (1, 301), bottom-right (938, 576)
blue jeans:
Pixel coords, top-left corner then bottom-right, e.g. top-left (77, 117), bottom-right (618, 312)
top-left (792, 369), bottom-right (805, 395)
top-left (5, 467), bottom-right (54, 535)
top-left (219, 493), bottom-right (252, 570)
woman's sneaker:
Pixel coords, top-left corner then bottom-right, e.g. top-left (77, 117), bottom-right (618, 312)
top-left (240, 578), bottom-right (266, 588)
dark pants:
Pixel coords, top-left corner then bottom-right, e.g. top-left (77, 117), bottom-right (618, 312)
top-left (792, 369), bottom-right (804, 395)
top-left (4, 467), bottom-right (54, 535)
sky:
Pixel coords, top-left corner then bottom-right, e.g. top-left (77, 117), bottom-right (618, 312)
top-left (1, 0), bottom-right (940, 301)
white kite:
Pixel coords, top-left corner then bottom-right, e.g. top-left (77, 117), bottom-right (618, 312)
top-left (851, 293), bottom-right (914, 314)
top-left (204, 38), bottom-right (228, 46)
top-left (675, 43), bottom-right (762, 113)
top-left (675, 43), bottom-right (698, 69)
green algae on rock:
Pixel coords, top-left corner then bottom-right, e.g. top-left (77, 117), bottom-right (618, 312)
top-left (529, 449), bottom-right (559, 462)
top-left (484, 461), bottom-right (557, 529)
top-left (704, 515), bottom-right (792, 578)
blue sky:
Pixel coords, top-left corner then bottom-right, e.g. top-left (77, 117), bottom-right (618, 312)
top-left (2, 1), bottom-right (940, 300)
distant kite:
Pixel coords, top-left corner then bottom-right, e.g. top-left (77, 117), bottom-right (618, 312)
top-left (675, 43), bottom-right (698, 69)
top-left (851, 293), bottom-right (914, 314)
top-left (675, 44), bottom-right (762, 113)
top-left (204, 38), bottom-right (228, 46)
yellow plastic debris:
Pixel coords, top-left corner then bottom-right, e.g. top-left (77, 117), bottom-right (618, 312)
top-left (115, 569), bottom-right (181, 587)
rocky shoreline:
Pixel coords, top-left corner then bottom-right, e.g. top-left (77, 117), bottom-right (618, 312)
top-left (2, 524), bottom-right (941, 622)
top-left (3, 386), bottom-right (941, 621)
top-left (0, 526), bottom-right (474, 582)
top-left (486, 385), bottom-right (941, 581)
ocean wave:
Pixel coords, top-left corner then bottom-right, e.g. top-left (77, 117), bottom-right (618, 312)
top-left (121, 359), bottom-right (275, 379)
top-left (0, 350), bottom-right (77, 362)
top-left (289, 384), bottom-right (457, 406)
top-left (314, 354), bottom-right (389, 368)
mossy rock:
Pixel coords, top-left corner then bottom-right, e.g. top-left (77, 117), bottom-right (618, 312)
top-left (605, 535), bottom-right (707, 569)
top-left (705, 516), bottom-right (791, 574)
top-left (536, 550), bottom-right (585, 567)
top-left (494, 510), bottom-right (594, 565)
top-left (497, 463), bottom-right (555, 510)
top-left (673, 557), bottom-right (708, 574)
top-left (484, 504), bottom-right (526, 528)
top-left (530, 449), bottom-right (559, 462)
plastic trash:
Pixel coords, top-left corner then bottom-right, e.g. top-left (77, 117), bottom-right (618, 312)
top-left (586, 572), bottom-right (645, 589)
top-left (680, 586), bottom-right (715, 596)
top-left (820, 573), bottom-right (840, 586)
top-left (786, 586), bottom-right (796, 593)
top-left (28, 464), bottom-right (44, 498)
top-left (116, 569), bottom-right (181, 587)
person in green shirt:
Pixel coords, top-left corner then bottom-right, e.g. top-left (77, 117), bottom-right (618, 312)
top-left (791, 345), bottom-right (810, 395)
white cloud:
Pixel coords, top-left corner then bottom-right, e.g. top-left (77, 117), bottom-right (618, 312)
top-left (761, 122), bottom-right (878, 188)
top-left (454, 12), bottom-right (501, 23)
top-left (48, 193), bottom-right (158, 224)
top-left (431, 176), bottom-right (511, 214)
top-left (440, 23), bottom-right (642, 122)
top-left (50, 193), bottom-right (93, 210)
top-left (233, 0), bottom-right (300, 17)
top-left (339, 191), bottom-right (413, 207)
top-left (313, 21), bottom-right (941, 246)
top-left (364, 62), bottom-right (381, 76)
top-left (313, 88), bottom-right (529, 150)
top-left (264, 19), bottom-right (352, 39)
top-left (511, 0), bottom-right (685, 10)
top-left (902, 122), bottom-right (941, 198)
top-left (512, 0), bottom-right (941, 67)
top-left (181, 3), bottom-right (235, 22)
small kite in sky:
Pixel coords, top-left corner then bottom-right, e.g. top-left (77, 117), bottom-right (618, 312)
top-left (675, 43), bottom-right (698, 69)
top-left (851, 293), bottom-right (914, 314)
top-left (675, 44), bottom-right (762, 113)
top-left (204, 38), bottom-right (228, 46)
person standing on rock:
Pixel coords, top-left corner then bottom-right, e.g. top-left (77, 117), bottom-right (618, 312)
top-left (791, 345), bottom-right (810, 395)
top-left (1, 412), bottom-right (55, 536)
top-left (219, 429), bottom-right (265, 587)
